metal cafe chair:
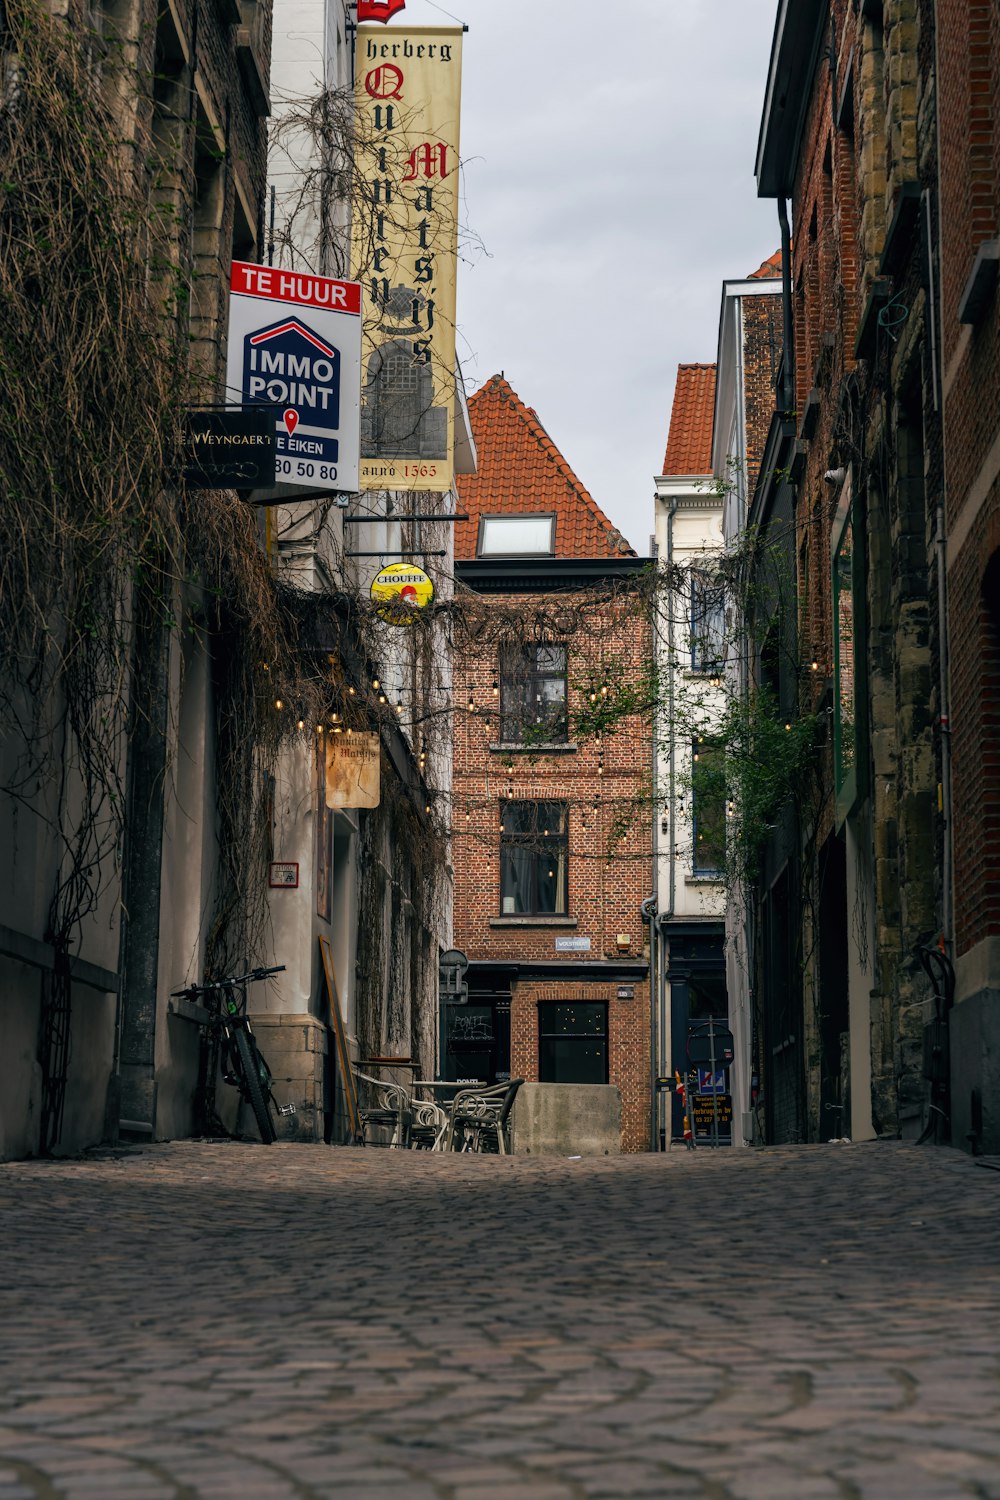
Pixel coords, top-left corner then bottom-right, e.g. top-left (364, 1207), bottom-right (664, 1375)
top-left (352, 1069), bottom-right (414, 1148)
top-left (444, 1079), bottom-right (524, 1154)
top-left (353, 1069), bottom-right (451, 1149)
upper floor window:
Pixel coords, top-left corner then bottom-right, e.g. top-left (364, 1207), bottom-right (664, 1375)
top-left (690, 568), bottom-right (726, 674)
top-left (692, 740), bottom-right (727, 875)
top-left (500, 644), bottom-right (568, 743)
top-left (500, 800), bottom-right (568, 916)
top-left (478, 514), bottom-right (555, 556)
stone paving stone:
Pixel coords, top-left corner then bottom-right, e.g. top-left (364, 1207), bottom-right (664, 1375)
top-left (1, 1141), bottom-right (999, 1497)
top-left (451, 1485), bottom-right (575, 1500)
top-left (340, 1489), bottom-right (445, 1500)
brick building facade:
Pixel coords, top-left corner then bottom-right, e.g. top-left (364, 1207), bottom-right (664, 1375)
top-left (452, 376), bottom-right (653, 1153)
top-left (936, 0), bottom-right (1000, 1151)
top-left (735, 0), bottom-right (1000, 1150)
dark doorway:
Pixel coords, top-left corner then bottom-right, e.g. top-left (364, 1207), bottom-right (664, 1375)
top-left (818, 831), bottom-right (850, 1135)
top-left (665, 928), bottom-right (727, 1143)
top-left (442, 994), bottom-right (511, 1086)
top-left (762, 862), bottom-right (805, 1142)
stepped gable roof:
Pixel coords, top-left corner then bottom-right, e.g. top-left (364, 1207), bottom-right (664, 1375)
top-left (455, 374), bottom-right (635, 561)
top-left (748, 249), bottom-right (783, 278)
top-left (662, 364), bottom-right (717, 476)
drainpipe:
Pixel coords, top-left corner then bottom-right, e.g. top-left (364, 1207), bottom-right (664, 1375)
top-left (929, 20), bottom-right (954, 958)
top-left (644, 895), bottom-right (658, 1151)
top-left (777, 198), bottom-right (795, 415)
top-left (936, 497), bottom-right (953, 951)
top-left (924, 209), bottom-right (953, 955)
top-left (665, 494), bottom-right (678, 926)
top-left (658, 493), bottom-right (680, 1148)
top-left (647, 542), bottom-right (660, 1152)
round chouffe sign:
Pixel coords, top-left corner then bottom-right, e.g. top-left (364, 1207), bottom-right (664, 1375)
top-left (370, 563), bottom-right (435, 623)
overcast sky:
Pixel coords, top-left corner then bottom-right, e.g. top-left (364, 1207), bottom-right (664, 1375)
top-left (396, 0), bottom-right (781, 552)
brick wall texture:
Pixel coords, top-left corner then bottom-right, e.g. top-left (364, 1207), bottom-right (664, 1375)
top-left (742, 291), bottom-right (783, 483)
top-left (937, 0), bottom-right (1000, 957)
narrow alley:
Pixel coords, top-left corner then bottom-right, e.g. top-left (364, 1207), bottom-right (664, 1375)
top-left (1, 1142), bottom-right (998, 1500)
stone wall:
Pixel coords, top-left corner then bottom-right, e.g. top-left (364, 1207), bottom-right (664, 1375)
top-left (751, 0), bottom-right (945, 1141)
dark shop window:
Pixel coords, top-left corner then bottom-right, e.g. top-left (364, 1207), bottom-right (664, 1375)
top-left (538, 1003), bottom-right (608, 1084)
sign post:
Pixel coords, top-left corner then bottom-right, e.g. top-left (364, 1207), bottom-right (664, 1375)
top-left (183, 407), bottom-right (278, 491)
top-left (687, 1017), bottom-right (735, 1147)
top-left (225, 262), bottom-right (362, 498)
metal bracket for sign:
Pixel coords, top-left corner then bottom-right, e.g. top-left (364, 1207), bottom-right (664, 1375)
top-left (347, 13), bottom-right (470, 85)
top-left (246, 487), bottom-right (352, 506)
top-left (342, 514), bottom-right (469, 523)
top-left (346, 549), bottom-right (447, 558)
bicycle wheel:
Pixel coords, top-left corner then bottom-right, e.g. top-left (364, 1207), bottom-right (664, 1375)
top-left (234, 1028), bottom-right (277, 1144)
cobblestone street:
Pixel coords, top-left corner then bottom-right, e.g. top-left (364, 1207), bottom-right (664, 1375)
top-left (0, 1140), bottom-right (998, 1499)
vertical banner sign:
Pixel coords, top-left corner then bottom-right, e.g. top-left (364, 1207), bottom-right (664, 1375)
top-left (351, 26), bottom-right (463, 493)
top-left (226, 262), bottom-right (362, 492)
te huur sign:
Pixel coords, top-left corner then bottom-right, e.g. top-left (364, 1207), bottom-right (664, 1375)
top-left (184, 408), bottom-right (277, 492)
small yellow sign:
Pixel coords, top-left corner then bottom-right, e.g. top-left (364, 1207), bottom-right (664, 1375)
top-left (370, 562), bottom-right (435, 622)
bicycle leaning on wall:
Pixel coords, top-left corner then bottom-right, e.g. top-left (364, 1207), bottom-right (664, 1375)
top-left (171, 965), bottom-right (293, 1144)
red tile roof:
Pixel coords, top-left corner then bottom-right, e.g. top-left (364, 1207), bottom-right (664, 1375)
top-left (661, 364), bottom-right (717, 475)
top-left (456, 375), bottom-right (635, 560)
top-left (748, 249), bottom-right (783, 279)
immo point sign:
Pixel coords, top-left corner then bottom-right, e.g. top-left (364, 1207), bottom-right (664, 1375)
top-left (226, 263), bottom-right (362, 492)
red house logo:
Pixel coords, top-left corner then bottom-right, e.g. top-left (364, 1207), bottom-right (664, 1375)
top-left (357, 0), bottom-right (406, 21)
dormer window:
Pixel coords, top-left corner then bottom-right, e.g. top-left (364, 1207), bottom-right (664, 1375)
top-left (477, 514), bottom-right (555, 557)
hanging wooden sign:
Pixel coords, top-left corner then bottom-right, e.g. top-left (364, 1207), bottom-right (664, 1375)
top-left (325, 731), bottom-right (380, 808)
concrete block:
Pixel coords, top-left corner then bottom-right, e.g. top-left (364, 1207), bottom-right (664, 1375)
top-left (950, 984), bottom-right (1000, 1155)
top-left (511, 1083), bottom-right (621, 1157)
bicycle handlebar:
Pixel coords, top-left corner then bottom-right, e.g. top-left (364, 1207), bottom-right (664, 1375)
top-left (170, 964), bottom-right (285, 999)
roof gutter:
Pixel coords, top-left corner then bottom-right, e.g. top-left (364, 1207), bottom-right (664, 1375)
top-left (755, 0), bottom-right (827, 197)
top-left (777, 197), bottom-right (795, 417)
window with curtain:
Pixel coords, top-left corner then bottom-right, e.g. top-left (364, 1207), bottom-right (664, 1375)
top-left (690, 568), bottom-right (726, 674)
top-left (499, 643), bottom-right (568, 743)
top-left (499, 801), bottom-right (568, 916)
top-left (692, 740), bottom-right (727, 874)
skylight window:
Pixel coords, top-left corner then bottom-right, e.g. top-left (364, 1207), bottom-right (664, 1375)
top-left (478, 515), bottom-right (555, 556)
